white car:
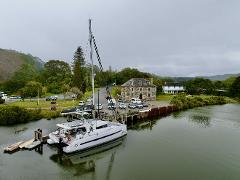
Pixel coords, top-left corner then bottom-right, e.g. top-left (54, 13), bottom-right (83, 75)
top-left (95, 104), bottom-right (103, 110)
top-left (119, 102), bottom-right (127, 109)
top-left (131, 98), bottom-right (141, 104)
top-left (79, 101), bottom-right (85, 106)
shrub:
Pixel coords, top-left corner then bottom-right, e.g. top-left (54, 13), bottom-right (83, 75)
top-left (0, 99), bottom-right (5, 104)
top-left (0, 106), bottom-right (42, 125)
top-left (170, 95), bottom-right (227, 110)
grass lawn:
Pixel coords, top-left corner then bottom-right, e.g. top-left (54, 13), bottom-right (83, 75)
top-left (156, 94), bottom-right (174, 101)
top-left (10, 99), bottom-right (79, 109)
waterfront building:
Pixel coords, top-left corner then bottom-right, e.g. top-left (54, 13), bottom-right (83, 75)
top-left (121, 78), bottom-right (156, 101)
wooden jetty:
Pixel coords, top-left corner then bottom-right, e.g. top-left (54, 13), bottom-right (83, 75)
top-left (3, 129), bottom-right (45, 153)
top-left (103, 104), bottom-right (178, 127)
top-left (19, 138), bottom-right (35, 149)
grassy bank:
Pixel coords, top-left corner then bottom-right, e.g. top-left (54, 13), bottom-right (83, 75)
top-left (170, 94), bottom-right (228, 110)
top-left (0, 105), bottom-right (61, 125)
top-left (10, 99), bottom-right (78, 108)
top-left (156, 94), bottom-right (173, 101)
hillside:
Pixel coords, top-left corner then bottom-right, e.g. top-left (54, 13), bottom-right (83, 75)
top-left (200, 73), bottom-right (240, 81)
top-left (0, 49), bottom-right (44, 82)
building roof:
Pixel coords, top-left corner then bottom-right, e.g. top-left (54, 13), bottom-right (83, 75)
top-left (121, 78), bottom-right (156, 87)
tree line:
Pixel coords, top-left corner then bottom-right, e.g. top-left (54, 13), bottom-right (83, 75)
top-left (0, 46), bottom-right (239, 100)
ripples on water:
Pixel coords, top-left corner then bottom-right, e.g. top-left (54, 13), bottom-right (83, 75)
top-left (1, 104), bottom-right (240, 180)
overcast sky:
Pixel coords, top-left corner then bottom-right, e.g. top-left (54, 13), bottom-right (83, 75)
top-left (1, 0), bottom-right (240, 77)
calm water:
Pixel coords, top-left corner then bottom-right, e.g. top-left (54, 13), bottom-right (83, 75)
top-left (1, 104), bottom-right (240, 180)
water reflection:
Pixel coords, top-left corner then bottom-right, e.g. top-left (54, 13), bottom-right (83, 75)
top-left (49, 137), bottom-right (126, 178)
top-left (131, 120), bottom-right (157, 131)
top-left (189, 114), bottom-right (211, 128)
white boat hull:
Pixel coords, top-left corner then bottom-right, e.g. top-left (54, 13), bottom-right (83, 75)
top-left (47, 120), bottom-right (127, 154)
top-left (63, 129), bottom-right (127, 153)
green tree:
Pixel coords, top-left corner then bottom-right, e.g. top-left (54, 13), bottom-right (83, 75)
top-left (61, 84), bottom-right (70, 99)
top-left (2, 63), bottom-right (39, 93)
top-left (70, 87), bottom-right (83, 99)
top-left (20, 81), bottom-right (42, 100)
top-left (72, 47), bottom-right (87, 93)
top-left (223, 77), bottom-right (236, 89)
top-left (229, 76), bottom-right (240, 98)
top-left (186, 78), bottom-right (214, 95)
top-left (153, 78), bottom-right (163, 95)
top-left (41, 60), bottom-right (71, 93)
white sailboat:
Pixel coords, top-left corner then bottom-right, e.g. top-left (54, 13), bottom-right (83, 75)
top-left (47, 19), bottom-right (127, 153)
top-left (47, 119), bottom-right (127, 153)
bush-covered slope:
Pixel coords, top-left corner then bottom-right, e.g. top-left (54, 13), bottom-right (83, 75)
top-left (0, 48), bottom-right (44, 82)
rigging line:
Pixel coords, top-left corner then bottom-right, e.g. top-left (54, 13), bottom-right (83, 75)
top-left (92, 35), bottom-right (103, 71)
top-left (90, 32), bottom-right (117, 117)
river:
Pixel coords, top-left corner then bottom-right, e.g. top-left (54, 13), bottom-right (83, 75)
top-left (1, 104), bottom-right (240, 180)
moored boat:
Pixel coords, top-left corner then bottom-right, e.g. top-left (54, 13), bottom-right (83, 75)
top-left (3, 141), bottom-right (23, 153)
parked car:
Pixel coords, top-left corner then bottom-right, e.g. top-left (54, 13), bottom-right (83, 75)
top-left (131, 98), bottom-right (142, 104)
top-left (84, 104), bottom-right (94, 113)
top-left (95, 103), bottom-right (103, 110)
top-left (79, 101), bottom-right (85, 106)
top-left (136, 103), bottom-right (143, 109)
top-left (119, 102), bottom-right (127, 109)
top-left (9, 95), bottom-right (18, 99)
top-left (87, 98), bottom-right (93, 103)
top-left (142, 102), bottom-right (148, 107)
top-left (128, 103), bottom-right (136, 109)
top-left (46, 96), bottom-right (57, 101)
top-left (108, 98), bottom-right (116, 110)
top-left (71, 94), bottom-right (77, 99)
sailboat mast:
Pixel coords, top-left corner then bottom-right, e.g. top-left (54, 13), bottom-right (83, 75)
top-left (89, 19), bottom-right (95, 106)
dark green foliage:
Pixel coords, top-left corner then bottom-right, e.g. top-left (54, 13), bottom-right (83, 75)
top-left (2, 63), bottom-right (39, 94)
top-left (115, 68), bottom-right (151, 85)
top-left (0, 99), bottom-right (5, 104)
top-left (0, 106), bottom-right (42, 125)
top-left (20, 81), bottom-right (42, 98)
top-left (170, 94), bottom-right (226, 110)
top-left (185, 78), bottom-right (215, 95)
top-left (72, 47), bottom-right (87, 93)
top-left (41, 60), bottom-right (72, 94)
top-left (229, 76), bottom-right (240, 98)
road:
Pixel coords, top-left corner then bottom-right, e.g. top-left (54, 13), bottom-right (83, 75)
top-left (93, 87), bottom-right (109, 109)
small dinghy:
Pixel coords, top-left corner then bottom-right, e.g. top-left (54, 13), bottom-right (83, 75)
top-left (3, 141), bottom-right (23, 153)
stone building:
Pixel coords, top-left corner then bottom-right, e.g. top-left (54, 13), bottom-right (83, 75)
top-left (121, 78), bottom-right (156, 101)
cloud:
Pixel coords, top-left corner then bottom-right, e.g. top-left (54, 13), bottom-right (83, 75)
top-left (0, 0), bottom-right (240, 76)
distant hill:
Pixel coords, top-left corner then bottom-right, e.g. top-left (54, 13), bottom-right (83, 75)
top-left (200, 73), bottom-right (240, 81)
top-left (0, 49), bottom-right (44, 82)
top-left (166, 73), bottom-right (240, 82)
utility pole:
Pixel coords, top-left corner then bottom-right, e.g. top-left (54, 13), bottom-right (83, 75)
top-left (37, 87), bottom-right (39, 105)
top-left (89, 19), bottom-right (95, 106)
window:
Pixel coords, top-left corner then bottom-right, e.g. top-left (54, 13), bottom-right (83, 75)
top-left (132, 88), bottom-right (134, 91)
top-left (148, 93), bottom-right (150, 97)
top-left (96, 124), bottom-right (108, 129)
top-left (140, 88), bottom-right (142, 91)
top-left (148, 88), bottom-right (150, 91)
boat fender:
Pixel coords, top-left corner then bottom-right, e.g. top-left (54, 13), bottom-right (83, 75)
top-left (67, 136), bottom-right (71, 142)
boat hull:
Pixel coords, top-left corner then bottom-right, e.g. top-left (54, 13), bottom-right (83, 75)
top-left (63, 129), bottom-right (127, 154)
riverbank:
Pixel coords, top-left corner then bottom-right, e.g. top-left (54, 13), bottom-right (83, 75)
top-left (0, 106), bottom-right (61, 125)
top-left (170, 94), bottom-right (236, 110)
top-left (0, 94), bottom-right (237, 126)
